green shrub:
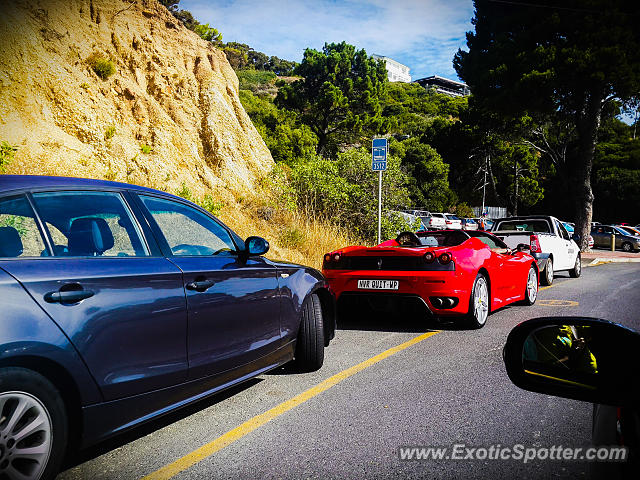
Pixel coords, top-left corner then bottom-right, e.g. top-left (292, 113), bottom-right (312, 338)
top-left (176, 182), bottom-right (193, 201)
top-left (105, 126), bottom-right (116, 140)
top-left (88, 54), bottom-right (116, 80)
top-left (0, 141), bottom-right (17, 173)
top-left (139, 144), bottom-right (152, 154)
top-left (236, 69), bottom-right (277, 92)
top-left (197, 195), bottom-right (223, 216)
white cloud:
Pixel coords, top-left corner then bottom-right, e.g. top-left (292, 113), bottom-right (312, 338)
top-left (180, 0), bottom-right (474, 80)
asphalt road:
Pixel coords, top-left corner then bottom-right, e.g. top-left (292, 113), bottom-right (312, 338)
top-left (58, 262), bottom-right (640, 480)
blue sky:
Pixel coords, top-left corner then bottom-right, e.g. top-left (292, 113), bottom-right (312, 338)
top-left (180, 0), bottom-right (476, 81)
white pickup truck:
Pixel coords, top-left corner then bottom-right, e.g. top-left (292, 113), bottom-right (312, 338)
top-left (490, 215), bottom-right (581, 286)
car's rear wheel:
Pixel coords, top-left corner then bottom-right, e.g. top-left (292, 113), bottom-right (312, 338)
top-left (522, 265), bottom-right (538, 305)
top-left (541, 258), bottom-right (554, 286)
top-left (0, 368), bottom-right (67, 480)
top-left (467, 274), bottom-right (489, 329)
top-left (621, 242), bottom-right (632, 252)
top-left (569, 253), bottom-right (582, 278)
top-left (294, 294), bottom-right (325, 372)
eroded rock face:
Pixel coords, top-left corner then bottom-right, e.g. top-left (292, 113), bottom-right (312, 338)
top-left (0, 0), bottom-right (273, 196)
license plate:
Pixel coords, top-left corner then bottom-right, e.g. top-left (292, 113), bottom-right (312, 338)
top-left (357, 279), bottom-right (399, 290)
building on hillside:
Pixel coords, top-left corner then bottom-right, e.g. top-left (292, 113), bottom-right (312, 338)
top-left (372, 54), bottom-right (411, 83)
top-left (414, 75), bottom-right (470, 97)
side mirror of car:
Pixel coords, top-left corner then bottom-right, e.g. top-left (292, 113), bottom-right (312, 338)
top-left (245, 236), bottom-right (269, 256)
top-left (503, 317), bottom-right (640, 407)
top-left (516, 243), bottom-right (530, 252)
top-left (571, 233), bottom-right (581, 242)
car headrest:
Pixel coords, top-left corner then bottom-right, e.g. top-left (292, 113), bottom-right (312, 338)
top-left (68, 217), bottom-right (114, 256)
top-left (0, 226), bottom-right (24, 257)
top-left (396, 231), bottom-right (422, 247)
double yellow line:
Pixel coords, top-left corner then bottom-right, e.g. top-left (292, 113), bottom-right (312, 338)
top-left (143, 331), bottom-right (439, 480)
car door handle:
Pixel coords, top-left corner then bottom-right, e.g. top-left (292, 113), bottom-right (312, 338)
top-left (44, 289), bottom-right (94, 304)
top-left (186, 279), bottom-right (216, 292)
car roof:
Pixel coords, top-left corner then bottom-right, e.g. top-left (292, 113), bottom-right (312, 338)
top-left (0, 175), bottom-right (174, 197)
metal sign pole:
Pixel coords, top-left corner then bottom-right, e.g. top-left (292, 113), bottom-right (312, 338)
top-left (371, 137), bottom-right (387, 245)
top-left (378, 169), bottom-right (382, 244)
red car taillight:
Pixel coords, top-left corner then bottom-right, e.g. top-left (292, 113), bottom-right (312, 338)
top-left (438, 252), bottom-right (452, 264)
top-left (323, 251), bottom-right (344, 270)
top-left (530, 235), bottom-right (541, 253)
top-left (424, 251), bottom-right (436, 263)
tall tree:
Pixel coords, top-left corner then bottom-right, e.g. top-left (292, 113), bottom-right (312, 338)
top-left (454, 0), bottom-right (640, 250)
top-left (276, 42), bottom-right (388, 156)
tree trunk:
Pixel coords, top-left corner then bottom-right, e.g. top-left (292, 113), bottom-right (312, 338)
top-left (573, 90), bottom-right (604, 252)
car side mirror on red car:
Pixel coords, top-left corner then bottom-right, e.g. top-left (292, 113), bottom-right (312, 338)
top-left (503, 317), bottom-right (640, 407)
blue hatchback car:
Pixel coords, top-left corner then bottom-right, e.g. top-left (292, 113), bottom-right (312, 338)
top-left (0, 175), bottom-right (335, 480)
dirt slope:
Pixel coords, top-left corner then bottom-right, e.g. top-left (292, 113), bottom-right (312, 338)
top-left (0, 0), bottom-right (273, 197)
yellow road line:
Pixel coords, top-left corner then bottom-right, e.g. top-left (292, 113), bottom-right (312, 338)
top-left (142, 331), bottom-right (439, 480)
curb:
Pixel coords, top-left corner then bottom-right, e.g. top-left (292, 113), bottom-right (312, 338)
top-left (587, 258), bottom-right (640, 267)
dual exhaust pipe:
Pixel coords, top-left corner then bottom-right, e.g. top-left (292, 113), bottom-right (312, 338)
top-left (429, 296), bottom-right (459, 309)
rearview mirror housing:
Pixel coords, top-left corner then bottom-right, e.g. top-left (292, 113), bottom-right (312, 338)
top-left (516, 243), bottom-right (530, 252)
top-left (245, 236), bottom-right (269, 256)
top-left (503, 317), bottom-right (640, 407)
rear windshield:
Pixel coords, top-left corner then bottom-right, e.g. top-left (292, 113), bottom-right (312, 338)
top-left (493, 220), bottom-right (551, 233)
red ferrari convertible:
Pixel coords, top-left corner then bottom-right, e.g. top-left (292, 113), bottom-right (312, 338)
top-left (322, 230), bottom-right (539, 328)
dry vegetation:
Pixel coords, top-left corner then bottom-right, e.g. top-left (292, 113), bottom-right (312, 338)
top-left (212, 189), bottom-right (364, 270)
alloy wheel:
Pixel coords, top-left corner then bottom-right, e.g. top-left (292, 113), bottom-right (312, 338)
top-left (0, 391), bottom-right (52, 480)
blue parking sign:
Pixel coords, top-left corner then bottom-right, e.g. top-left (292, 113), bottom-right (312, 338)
top-left (372, 138), bottom-right (387, 171)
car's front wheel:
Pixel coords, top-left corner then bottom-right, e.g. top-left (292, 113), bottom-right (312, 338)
top-left (522, 265), bottom-right (539, 305)
top-left (0, 367), bottom-right (67, 480)
top-left (621, 242), bottom-right (632, 252)
top-left (569, 253), bottom-right (581, 278)
top-left (541, 257), bottom-right (554, 286)
top-left (294, 294), bottom-right (325, 372)
top-left (467, 273), bottom-right (490, 329)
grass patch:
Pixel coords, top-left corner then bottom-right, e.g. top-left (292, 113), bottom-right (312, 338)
top-left (278, 227), bottom-right (306, 249)
top-left (87, 54), bottom-right (116, 80)
top-left (139, 144), bottom-right (152, 154)
top-left (0, 141), bottom-right (17, 173)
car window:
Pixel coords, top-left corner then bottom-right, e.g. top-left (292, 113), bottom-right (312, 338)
top-left (32, 191), bottom-right (148, 257)
top-left (556, 221), bottom-right (570, 240)
top-left (0, 195), bottom-right (46, 257)
top-left (493, 220), bottom-right (551, 233)
top-left (140, 195), bottom-right (236, 256)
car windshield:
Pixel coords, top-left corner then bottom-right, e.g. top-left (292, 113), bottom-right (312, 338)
top-left (493, 220), bottom-right (551, 233)
top-left (414, 230), bottom-right (469, 247)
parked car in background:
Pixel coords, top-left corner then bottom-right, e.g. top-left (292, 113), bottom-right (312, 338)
top-left (0, 175), bottom-right (336, 479)
top-left (591, 225), bottom-right (640, 252)
top-left (423, 212), bottom-right (447, 230)
top-left (461, 218), bottom-right (478, 230)
top-left (442, 213), bottom-right (463, 229)
top-left (616, 225), bottom-right (640, 237)
top-left (491, 215), bottom-right (581, 286)
top-left (561, 221), bottom-right (594, 249)
top-left (323, 229), bottom-right (539, 329)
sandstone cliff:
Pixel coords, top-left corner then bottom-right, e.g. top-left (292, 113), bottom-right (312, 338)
top-left (0, 0), bottom-right (274, 197)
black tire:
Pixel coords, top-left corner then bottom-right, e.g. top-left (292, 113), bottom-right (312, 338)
top-left (621, 242), bottom-right (632, 252)
top-left (541, 257), bottom-right (554, 286)
top-left (467, 273), bottom-right (490, 329)
top-left (294, 294), bottom-right (325, 372)
top-left (521, 265), bottom-right (538, 306)
top-left (569, 253), bottom-right (582, 278)
top-left (0, 367), bottom-right (68, 480)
